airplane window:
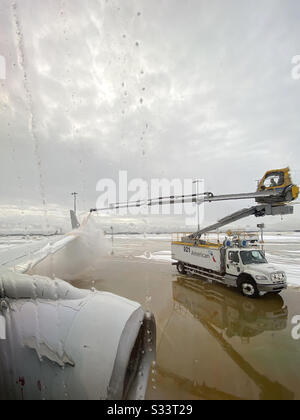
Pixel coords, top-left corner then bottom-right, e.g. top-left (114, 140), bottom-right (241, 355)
top-left (0, 0), bottom-right (299, 404)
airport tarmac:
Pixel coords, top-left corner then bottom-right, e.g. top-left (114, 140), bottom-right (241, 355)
top-left (70, 233), bottom-right (300, 400)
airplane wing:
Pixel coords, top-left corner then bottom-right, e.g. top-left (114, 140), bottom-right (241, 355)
top-left (0, 210), bottom-right (83, 274)
top-left (0, 233), bottom-right (78, 274)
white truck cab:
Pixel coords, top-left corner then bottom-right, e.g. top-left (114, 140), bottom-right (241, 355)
top-left (225, 247), bottom-right (287, 298)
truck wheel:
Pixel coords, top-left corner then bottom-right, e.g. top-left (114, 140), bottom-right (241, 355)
top-left (177, 262), bottom-right (186, 275)
top-left (239, 278), bottom-right (259, 299)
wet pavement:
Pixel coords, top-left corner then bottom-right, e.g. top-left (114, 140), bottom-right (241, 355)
top-left (71, 234), bottom-right (300, 400)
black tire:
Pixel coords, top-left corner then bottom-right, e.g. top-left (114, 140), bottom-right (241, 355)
top-left (177, 262), bottom-right (186, 275)
top-left (238, 277), bottom-right (259, 299)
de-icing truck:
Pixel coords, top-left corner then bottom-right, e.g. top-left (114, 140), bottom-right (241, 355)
top-left (91, 167), bottom-right (299, 298)
top-left (170, 167), bottom-right (299, 298)
top-left (171, 234), bottom-right (287, 298)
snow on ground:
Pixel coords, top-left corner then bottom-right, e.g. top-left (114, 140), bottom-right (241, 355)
top-left (136, 250), bottom-right (175, 263)
top-left (112, 234), bottom-right (172, 241)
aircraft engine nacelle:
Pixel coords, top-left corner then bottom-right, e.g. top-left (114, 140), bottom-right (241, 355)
top-left (0, 269), bottom-right (155, 400)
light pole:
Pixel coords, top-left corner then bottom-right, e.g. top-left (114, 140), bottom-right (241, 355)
top-left (192, 179), bottom-right (203, 231)
top-left (110, 226), bottom-right (114, 255)
top-left (257, 223), bottom-right (265, 251)
top-left (110, 226), bottom-right (114, 245)
top-left (71, 192), bottom-right (78, 214)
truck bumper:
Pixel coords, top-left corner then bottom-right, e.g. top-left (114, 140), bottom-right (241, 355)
top-left (257, 283), bottom-right (287, 293)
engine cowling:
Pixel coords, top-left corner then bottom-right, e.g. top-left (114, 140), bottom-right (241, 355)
top-left (0, 269), bottom-right (156, 400)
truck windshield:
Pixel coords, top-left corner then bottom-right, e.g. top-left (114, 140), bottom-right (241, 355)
top-left (240, 250), bottom-right (267, 265)
top-left (263, 172), bottom-right (284, 188)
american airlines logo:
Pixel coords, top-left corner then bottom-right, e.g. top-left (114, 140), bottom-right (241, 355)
top-left (191, 251), bottom-right (209, 259)
top-left (0, 55), bottom-right (6, 80)
top-left (209, 250), bottom-right (217, 263)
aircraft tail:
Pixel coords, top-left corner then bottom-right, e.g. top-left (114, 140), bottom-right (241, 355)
top-left (70, 210), bottom-right (80, 229)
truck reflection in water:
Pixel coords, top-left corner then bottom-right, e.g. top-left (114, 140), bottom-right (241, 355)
top-left (155, 276), bottom-right (294, 400)
top-left (173, 277), bottom-right (288, 341)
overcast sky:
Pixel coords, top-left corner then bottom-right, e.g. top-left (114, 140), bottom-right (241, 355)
top-left (0, 0), bottom-right (300, 232)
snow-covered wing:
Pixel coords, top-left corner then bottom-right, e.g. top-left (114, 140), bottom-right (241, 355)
top-left (0, 235), bottom-right (77, 273)
top-left (15, 235), bottom-right (77, 273)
